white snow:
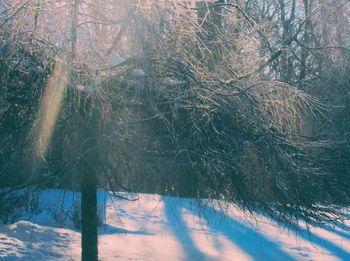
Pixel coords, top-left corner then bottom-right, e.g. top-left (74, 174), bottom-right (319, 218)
top-left (1, 190), bottom-right (350, 260)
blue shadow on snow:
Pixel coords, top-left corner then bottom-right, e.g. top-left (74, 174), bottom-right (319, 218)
top-left (163, 196), bottom-right (208, 261)
top-left (185, 204), bottom-right (296, 261)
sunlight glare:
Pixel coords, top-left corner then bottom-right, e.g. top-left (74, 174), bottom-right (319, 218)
top-left (33, 59), bottom-right (68, 161)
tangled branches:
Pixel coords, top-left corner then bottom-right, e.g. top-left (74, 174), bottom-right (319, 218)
top-left (1, 0), bottom-right (349, 227)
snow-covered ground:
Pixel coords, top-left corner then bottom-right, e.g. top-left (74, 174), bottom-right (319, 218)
top-left (1, 190), bottom-right (350, 260)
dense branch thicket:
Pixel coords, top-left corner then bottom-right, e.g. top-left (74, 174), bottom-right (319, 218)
top-left (0, 28), bottom-right (55, 184)
top-left (1, 0), bottom-right (349, 229)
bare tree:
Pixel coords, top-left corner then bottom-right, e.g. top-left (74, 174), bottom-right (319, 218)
top-left (1, 1), bottom-right (350, 261)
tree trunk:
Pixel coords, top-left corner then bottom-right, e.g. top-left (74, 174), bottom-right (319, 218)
top-left (81, 162), bottom-right (98, 261)
top-left (79, 96), bottom-right (100, 261)
top-left (79, 97), bottom-right (99, 261)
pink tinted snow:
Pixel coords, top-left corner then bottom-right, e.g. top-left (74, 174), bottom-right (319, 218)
top-left (0, 192), bottom-right (349, 260)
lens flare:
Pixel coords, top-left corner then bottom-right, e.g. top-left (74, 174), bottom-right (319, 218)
top-left (33, 59), bottom-right (68, 161)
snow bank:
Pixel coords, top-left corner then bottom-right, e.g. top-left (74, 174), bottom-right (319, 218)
top-left (0, 191), bottom-right (350, 260)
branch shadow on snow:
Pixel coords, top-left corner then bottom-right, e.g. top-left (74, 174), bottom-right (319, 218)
top-left (319, 223), bottom-right (350, 241)
top-left (163, 196), bottom-right (296, 260)
top-left (162, 196), bottom-right (208, 260)
top-left (333, 221), bottom-right (350, 235)
top-left (184, 204), bottom-right (296, 261)
top-left (290, 225), bottom-right (350, 260)
top-left (199, 204), bottom-right (350, 261)
top-left (257, 212), bottom-right (350, 260)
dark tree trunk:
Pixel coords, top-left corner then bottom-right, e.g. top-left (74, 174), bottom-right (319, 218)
top-left (81, 163), bottom-right (98, 261)
top-left (78, 96), bottom-right (100, 261)
top-left (79, 99), bottom-right (99, 261)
